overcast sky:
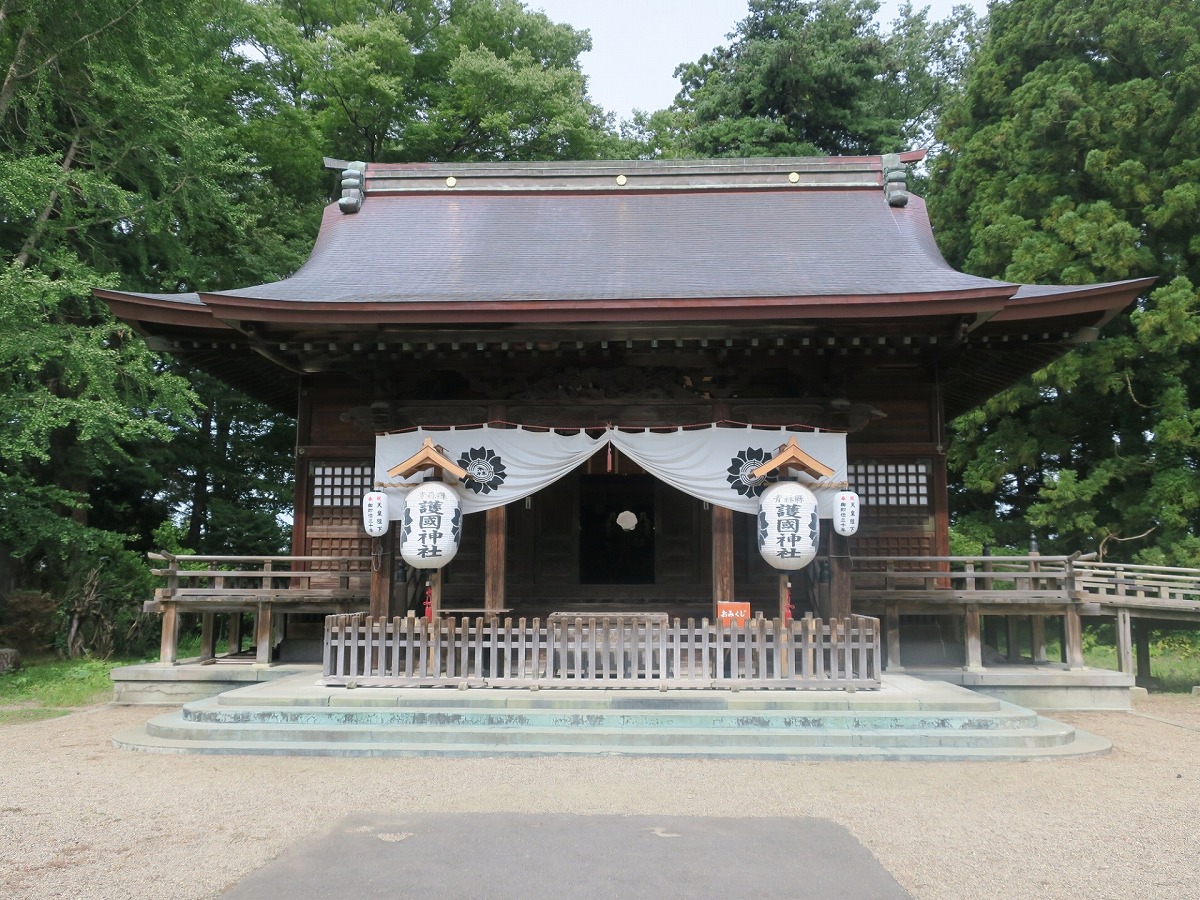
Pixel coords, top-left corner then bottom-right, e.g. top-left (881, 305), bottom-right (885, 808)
top-left (530, 0), bottom-right (989, 123)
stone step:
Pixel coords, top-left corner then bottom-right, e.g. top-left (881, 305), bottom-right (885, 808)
top-left (212, 677), bottom-right (1007, 714)
top-left (145, 706), bottom-right (1074, 750)
top-left (181, 700), bottom-right (1041, 732)
top-left (109, 671), bottom-right (1112, 761)
top-left (113, 718), bottom-right (1111, 762)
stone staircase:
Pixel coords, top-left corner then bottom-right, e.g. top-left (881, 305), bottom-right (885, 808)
top-left (112, 670), bottom-right (1110, 761)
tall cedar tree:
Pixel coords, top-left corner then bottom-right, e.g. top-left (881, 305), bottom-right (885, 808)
top-left (630, 0), bottom-right (976, 158)
top-left (928, 0), bottom-right (1200, 564)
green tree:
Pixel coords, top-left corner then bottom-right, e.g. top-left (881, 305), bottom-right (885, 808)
top-left (637, 0), bottom-right (976, 158)
top-left (245, 0), bottom-right (615, 163)
top-left (0, 0), bottom-right (306, 652)
top-left (928, 0), bottom-right (1200, 564)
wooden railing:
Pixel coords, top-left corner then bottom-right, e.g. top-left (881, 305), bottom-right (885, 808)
top-left (1073, 561), bottom-right (1200, 609)
top-left (850, 554), bottom-right (1082, 604)
top-left (323, 614), bottom-right (881, 690)
top-left (849, 554), bottom-right (1087, 671)
top-left (147, 553), bottom-right (371, 665)
top-left (849, 554), bottom-right (1200, 674)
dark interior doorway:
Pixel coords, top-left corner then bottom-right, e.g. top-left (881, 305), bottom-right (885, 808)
top-left (579, 474), bottom-right (655, 584)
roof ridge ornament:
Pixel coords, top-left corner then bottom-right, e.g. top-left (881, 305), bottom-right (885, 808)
top-left (338, 161), bottom-right (367, 213)
top-left (881, 153), bottom-right (909, 208)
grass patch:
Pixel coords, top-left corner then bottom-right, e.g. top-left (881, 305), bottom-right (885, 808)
top-left (0, 656), bottom-right (128, 724)
top-left (1058, 628), bottom-right (1200, 692)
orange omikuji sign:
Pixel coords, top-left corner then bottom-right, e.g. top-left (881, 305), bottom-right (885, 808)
top-left (717, 601), bottom-right (751, 628)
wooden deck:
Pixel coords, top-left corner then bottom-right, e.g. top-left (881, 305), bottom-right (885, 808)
top-left (144, 551), bottom-right (1200, 687)
top-left (852, 554), bottom-right (1200, 679)
top-left (146, 552), bottom-right (371, 665)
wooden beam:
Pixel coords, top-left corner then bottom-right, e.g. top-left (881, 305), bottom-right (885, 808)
top-left (751, 435), bottom-right (835, 480)
top-left (1116, 608), bottom-right (1134, 674)
top-left (159, 603), bottom-right (179, 666)
top-left (829, 532), bottom-right (852, 619)
top-left (254, 602), bottom-right (273, 666)
top-left (485, 505), bottom-right (507, 613)
top-left (885, 602), bottom-right (903, 671)
top-left (199, 612), bottom-right (216, 661)
top-left (1063, 606), bottom-right (1085, 669)
top-left (1006, 617), bottom-right (1022, 662)
top-left (369, 536), bottom-right (393, 618)
top-left (963, 604), bottom-right (983, 670)
top-left (1134, 618), bottom-right (1152, 686)
top-left (429, 569), bottom-right (443, 617)
top-left (712, 505), bottom-right (734, 612)
top-left (1030, 615), bottom-right (1048, 664)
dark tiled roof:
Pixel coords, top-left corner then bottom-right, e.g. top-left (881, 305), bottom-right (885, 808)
top-left (97, 155), bottom-right (1150, 330)
top-left (214, 191), bottom-right (1008, 305)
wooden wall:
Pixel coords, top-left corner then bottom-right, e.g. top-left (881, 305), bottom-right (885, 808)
top-left (292, 369), bottom-right (949, 611)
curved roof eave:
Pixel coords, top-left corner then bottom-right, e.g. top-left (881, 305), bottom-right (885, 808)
top-left (992, 278), bottom-right (1156, 321)
top-left (92, 288), bottom-right (231, 330)
top-left (191, 287), bottom-right (1019, 325)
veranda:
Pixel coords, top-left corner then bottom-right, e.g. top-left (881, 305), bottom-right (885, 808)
top-left (143, 550), bottom-right (1200, 692)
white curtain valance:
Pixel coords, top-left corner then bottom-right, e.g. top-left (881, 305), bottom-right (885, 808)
top-left (374, 425), bottom-right (848, 518)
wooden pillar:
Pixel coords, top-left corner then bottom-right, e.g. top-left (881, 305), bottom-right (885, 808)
top-left (963, 604), bottom-right (983, 670)
top-left (1134, 618), bottom-right (1152, 686)
top-left (1063, 605), bottom-right (1085, 669)
top-left (484, 405), bottom-right (507, 615)
top-left (1115, 608), bottom-right (1134, 674)
top-left (428, 568), bottom-right (443, 617)
top-left (369, 535), bottom-right (393, 619)
top-left (485, 505), bottom-right (507, 613)
top-left (828, 532), bottom-right (852, 620)
top-left (885, 602), bottom-right (903, 672)
top-left (712, 504), bottom-right (734, 615)
top-left (159, 603), bottom-right (180, 665)
top-left (1030, 616), bottom-right (1048, 664)
top-left (1005, 617), bottom-right (1022, 662)
top-left (199, 612), bottom-right (216, 661)
top-left (254, 601), bottom-right (273, 666)
top-left (982, 616), bottom-right (999, 653)
top-left (778, 573), bottom-right (791, 621)
top-left (157, 554), bottom-right (180, 666)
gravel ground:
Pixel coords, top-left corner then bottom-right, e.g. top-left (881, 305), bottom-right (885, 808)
top-left (1, 694), bottom-right (1197, 899)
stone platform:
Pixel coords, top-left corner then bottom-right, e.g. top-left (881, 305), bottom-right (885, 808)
top-left (110, 659), bottom-right (315, 705)
top-left (903, 664), bottom-right (1134, 710)
top-left (112, 669), bottom-right (1111, 761)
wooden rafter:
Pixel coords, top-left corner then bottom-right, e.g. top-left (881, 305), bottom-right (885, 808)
top-left (752, 436), bottom-right (834, 480)
top-left (386, 437), bottom-right (468, 480)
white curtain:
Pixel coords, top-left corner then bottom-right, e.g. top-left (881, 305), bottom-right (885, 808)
top-left (375, 427), bottom-right (601, 515)
top-left (374, 425), bottom-right (847, 517)
top-left (609, 426), bottom-right (847, 516)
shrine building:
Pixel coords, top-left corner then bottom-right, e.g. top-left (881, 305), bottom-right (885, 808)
top-left (96, 153), bottom-right (1151, 657)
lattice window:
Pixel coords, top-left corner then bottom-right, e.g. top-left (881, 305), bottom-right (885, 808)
top-left (848, 461), bottom-right (930, 507)
top-left (310, 463), bottom-right (373, 507)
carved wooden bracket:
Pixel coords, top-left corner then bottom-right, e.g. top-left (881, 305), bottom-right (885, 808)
top-left (386, 437), bottom-right (468, 480)
top-left (751, 436), bottom-right (834, 480)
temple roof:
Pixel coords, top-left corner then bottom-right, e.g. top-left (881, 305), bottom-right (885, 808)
top-left (94, 153), bottom-right (1152, 413)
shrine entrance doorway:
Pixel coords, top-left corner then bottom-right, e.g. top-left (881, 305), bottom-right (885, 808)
top-left (579, 474), bottom-right (655, 585)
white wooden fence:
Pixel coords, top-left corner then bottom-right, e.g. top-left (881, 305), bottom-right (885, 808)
top-left (322, 614), bottom-right (881, 690)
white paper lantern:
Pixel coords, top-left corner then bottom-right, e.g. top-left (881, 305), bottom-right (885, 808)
top-left (833, 491), bottom-right (860, 537)
top-left (362, 491), bottom-right (389, 537)
top-left (399, 482), bottom-right (462, 569)
top-left (757, 482), bottom-right (819, 570)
